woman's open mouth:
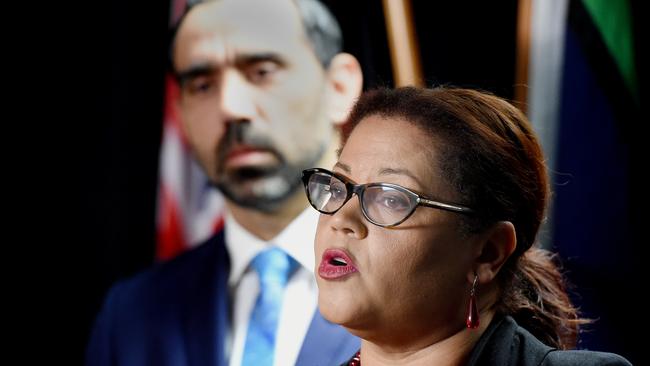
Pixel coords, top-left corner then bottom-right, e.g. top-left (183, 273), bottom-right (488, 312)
top-left (319, 248), bottom-right (358, 280)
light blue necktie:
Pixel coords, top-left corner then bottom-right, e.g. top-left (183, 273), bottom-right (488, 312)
top-left (241, 247), bottom-right (298, 366)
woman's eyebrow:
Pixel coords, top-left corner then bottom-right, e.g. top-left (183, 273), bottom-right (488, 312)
top-left (334, 161), bottom-right (351, 173)
top-left (378, 167), bottom-right (425, 188)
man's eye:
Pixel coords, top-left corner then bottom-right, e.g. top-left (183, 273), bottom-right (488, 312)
top-left (186, 77), bottom-right (215, 95)
top-left (248, 62), bottom-right (280, 84)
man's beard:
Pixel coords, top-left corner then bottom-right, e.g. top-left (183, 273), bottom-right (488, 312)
top-left (212, 122), bottom-right (325, 213)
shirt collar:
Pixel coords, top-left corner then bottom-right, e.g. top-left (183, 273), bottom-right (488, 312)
top-left (225, 207), bottom-right (319, 287)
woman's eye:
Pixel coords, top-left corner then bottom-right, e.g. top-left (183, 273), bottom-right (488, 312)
top-left (380, 195), bottom-right (409, 211)
top-left (330, 185), bottom-right (346, 199)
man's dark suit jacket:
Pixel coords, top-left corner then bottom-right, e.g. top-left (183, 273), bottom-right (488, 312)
top-left (86, 231), bottom-right (360, 366)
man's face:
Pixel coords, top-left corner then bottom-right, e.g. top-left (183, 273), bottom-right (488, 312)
top-left (174, 0), bottom-right (334, 212)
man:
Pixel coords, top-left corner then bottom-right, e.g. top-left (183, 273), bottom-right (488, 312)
top-left (86, 0), bottom-right (363, 365)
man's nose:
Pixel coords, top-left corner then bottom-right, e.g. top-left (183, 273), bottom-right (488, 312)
top-left (219, 70), bottom-right (256, 121)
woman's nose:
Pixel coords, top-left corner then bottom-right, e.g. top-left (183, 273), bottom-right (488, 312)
top-left (328, 195), bottom-right (368, 239)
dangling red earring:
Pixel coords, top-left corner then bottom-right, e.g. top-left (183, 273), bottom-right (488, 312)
top-left (466, 273), bottom-right (480, 329)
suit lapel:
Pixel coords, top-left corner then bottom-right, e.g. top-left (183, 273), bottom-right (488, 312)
top-left (295, 309), bottom-right (360, 366)
top-left (183, 231), bottom-right (231, 366)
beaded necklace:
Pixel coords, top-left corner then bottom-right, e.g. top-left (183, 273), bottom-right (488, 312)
top-left (347, 351), bottom-right (361, 365)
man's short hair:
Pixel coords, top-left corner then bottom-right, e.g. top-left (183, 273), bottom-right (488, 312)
top-left (172, 0), bottom-right (342, 70)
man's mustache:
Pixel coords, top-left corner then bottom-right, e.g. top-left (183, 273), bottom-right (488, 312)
top-left (217, 122), bottom-right (283, 169)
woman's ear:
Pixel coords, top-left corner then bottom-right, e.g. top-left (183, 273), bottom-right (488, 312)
top-left (324, 53), bottom-right (363, 125)
top-left (470, 221), bottom-right (517, 284)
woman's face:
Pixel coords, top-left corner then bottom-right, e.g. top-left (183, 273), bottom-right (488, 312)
top-left (315, 115), bottom-right (481, 345)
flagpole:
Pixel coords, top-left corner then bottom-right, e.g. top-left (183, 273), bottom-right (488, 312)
top-left (382, 0), bottom-right (424, 87)
top-left (515, 0), bottom-right (532, 114)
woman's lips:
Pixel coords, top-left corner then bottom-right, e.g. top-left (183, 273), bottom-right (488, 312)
top-left (318, 248), bottom-right (358, 280)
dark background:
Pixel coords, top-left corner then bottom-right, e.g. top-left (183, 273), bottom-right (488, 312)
top-left (63, 0), bottom-right (643, 364)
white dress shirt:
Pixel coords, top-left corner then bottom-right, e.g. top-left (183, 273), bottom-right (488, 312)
top-left (225, 207), bottom-right (319, 366)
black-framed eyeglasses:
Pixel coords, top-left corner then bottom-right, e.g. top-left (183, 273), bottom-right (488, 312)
top-left (301, 168), bottom-right (475, 228)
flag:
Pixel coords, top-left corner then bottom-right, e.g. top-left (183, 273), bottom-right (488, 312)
top-left (526, 0), bottom-right (640, 361)
top-left (156, 0), bottom-right (225, 261)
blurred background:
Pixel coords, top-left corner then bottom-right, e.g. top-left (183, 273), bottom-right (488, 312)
top-left (68, 0), bottom-right (644, 364)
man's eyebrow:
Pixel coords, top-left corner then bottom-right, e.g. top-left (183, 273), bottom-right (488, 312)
top-left (235, 53), bottom-right (287, 67)
top-left (334, 161), bottom-right (351, 173)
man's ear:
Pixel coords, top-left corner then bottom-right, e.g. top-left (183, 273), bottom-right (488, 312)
top-left (324, 53), bottom-right (363, 125)
top-left (470, 221), bottom-right (517, 284)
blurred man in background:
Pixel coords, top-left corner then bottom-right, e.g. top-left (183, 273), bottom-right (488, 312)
top-left (86, 0), bottom-right (362, 365)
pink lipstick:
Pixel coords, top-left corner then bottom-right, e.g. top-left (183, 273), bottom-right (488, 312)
top-left (319, 248), bottom-right (358, 280)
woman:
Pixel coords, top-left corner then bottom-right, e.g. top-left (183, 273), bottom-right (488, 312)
top-left (301, 87), bottom-right (631, 365)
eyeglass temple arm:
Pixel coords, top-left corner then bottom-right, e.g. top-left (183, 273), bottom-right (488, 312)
top-left (419, 198), bottom-right (475, 215)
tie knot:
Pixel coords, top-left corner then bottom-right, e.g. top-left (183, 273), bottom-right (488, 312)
top-left (251, 247), bottom-right (298, 287)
